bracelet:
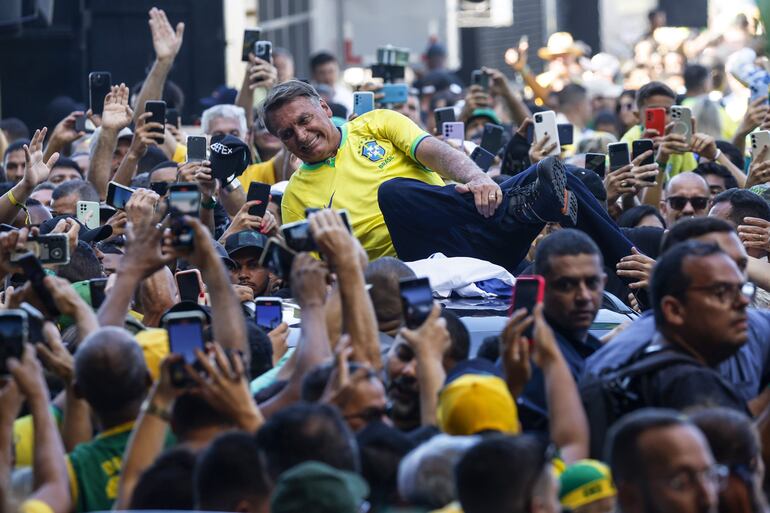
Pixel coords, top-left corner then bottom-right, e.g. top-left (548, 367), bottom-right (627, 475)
top-left (712, 148), bottom-right (722, 161)
top-left (140, 399), bottom-right (171, 422)
top-left (223, 177), bottom-right (242, 192)
top-left (201, 196), bottom-right (217, 210)
top-left (7, 190), bottom-right (29, 224)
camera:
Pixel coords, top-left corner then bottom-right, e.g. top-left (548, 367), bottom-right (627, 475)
top-left (10, 234), bottom-right (69, 266)
top-left (371, 45), bottom-right (409, 83)
top-left (535, 114), bottom-right (542, 123)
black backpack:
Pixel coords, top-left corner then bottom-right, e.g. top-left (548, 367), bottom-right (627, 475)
top-left (580, 343), bottom-right (699, 459)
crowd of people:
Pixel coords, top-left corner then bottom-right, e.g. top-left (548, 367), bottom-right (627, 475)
top-left (3, 4), bottom-right (770, 513)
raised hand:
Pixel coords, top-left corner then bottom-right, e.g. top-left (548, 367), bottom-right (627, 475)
top-left (290, 253), bottom-right (329, 309)
top-left (746, 147), bottom-right (770, 188)
top-left (128, 112), bottom-right (165, 159)
top-left (49, 111), bottom-right (86, 147)
top-left (690, 133), bottom-right (718, 160)
top-left (738, 217), bottom-right (770, 253)
top-left (400, 304), bottom-right (450, 361)
top-left (148, 7), bottom-right (185, 63)
top-left (309, 209), bottom-right (359, 268)
top-left (178, 160), bottom-right (218, 200)
top-left (500, 308), bottom-right (533, 398)
top-left (246, 54), bottom-right (278, 90)
top-left (23, 128), bottom-right (58, 189)
top-left (101, 84), bottom-right (134, 132)
top-left (528, 133), bottom-right (558, 164)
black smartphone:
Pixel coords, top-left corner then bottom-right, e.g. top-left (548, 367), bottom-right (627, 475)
top-left (0, 310), bottom-right (27, 375)
top-left (470, 146), bottom-right (495, 172)
top-left (175, 269), bottom-right (203, 303)
top-left (88, 71), bottom-right (111, 116)
top-left (17, 253), bottom-right (60, 319)
top-left (584, 153), bottom-right (606, 178)
top-left (145, 101), bottom-right (166, 142)
top-left (168, 183), bottom-right (201, 248)
top-left (471, 70), bottom-right (489, 90)
top-left (18, 304), bottom-right (44, 348)
top-left (399, 277), bottom-right (434, 329)
top-left (254, 41), bottom-right (273, 63)
top-left (247, 182), bottom-right (271, 218)
top-left (259, 238), bottom-right (296, 280)
top-left (242, 27), bottom-right (262, 61)
top-left (632, 139), bottom-right (656, 182)
top-left (608, 142), bottom-right (631, 172)
top-left (106, 181), bottom-right (135, 210)
top-left (165, 311), bottom-right (206, 387)
top-left (557, 124), bottom-right (574, 146)
top-left (100, 205), bottom-right (118, 225)
top-left (166, 108), bottom-right (181, 128)
top-left (304, 208), bottom-right (352, 233)
top-left (509, 275), bottom-right (545, 338)
top-left (434, 107), bottom-right (456, 131)
top-left (480, 123), bottom-right (505, 155)
top-left (255, 298), bottom-right (282, 331)
top-left (186, 136), bottom-right (207, 162)
top-left (149, 182), bottom-right (169, 197)
top-left (525, 124), bottom-right (535, 144)
top-left (281, 220), bottom-right (316, 252)
top-left (74, 115), bottom-right (95, 134)
top-left (89, 278), bottom-right (108, 309)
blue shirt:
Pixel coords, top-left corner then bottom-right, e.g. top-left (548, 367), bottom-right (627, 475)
top-left (583, 309), bottom-right (770, 402)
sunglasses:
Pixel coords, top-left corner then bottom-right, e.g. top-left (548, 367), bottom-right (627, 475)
top-left (666, 196), bottom-right (709, 211)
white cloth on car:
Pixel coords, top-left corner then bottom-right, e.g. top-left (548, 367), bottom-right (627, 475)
top-left (405, 253), bottom-right (514, 298)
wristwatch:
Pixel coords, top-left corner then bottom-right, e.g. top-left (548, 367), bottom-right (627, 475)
top-left (141, 399), bottom-right (171, 422)
top-left (201, 196), bottom-right (218, 210)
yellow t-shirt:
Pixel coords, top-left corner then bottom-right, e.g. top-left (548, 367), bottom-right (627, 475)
top-left (172, 144), bottom-right (187, 164)
top-left (621, 125), bottom-right (697, 179)
top-left (281, 109), bottom-right (444, 260)
top-left (237, 159), bottom-right (277, 192)
top-left (18, 499), bottom-right (54, 513)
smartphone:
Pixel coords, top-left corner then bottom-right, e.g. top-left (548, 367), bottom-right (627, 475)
top-left (164, 311), bottom-right (206, 387)
top-left (644, 107), bottom-right (666, 136)
top-left (380, 84), bottom-right (408, 104)
top-left (353, 91), bottom-right (375, 116)
top-left (670, 106), bottom-right (692, 144)
top-left (242, 27), bottom-right (262, 61)
top-left (525, 124), bottom-right (535, 144)
top-left (470, 146), bottom-right (495, 172)
top-left (509, 275), bottom-right (545, 338)
top-left (281, 220), bottom-right (316, 252)
top-left (584, 153), bottom-right (606, 178)
top-left (18, 304), bottom-right (44, 348)
top-left (100, 205), bottom-right (117, 225)
top-left (259, 238), bottom-right (296, 280)
top-left (88, 71), bottom-right (111, 116)
top-left (10, 234), bottom-right (70, 266)
top-left (77, 201), bottom-right (100, 229)
top-left (106, 181), bottom-right (135, 210)
top-left (0, 310), bottom-right (27, 375)
top-left (166, 108), bottom-right (181, 128)
top-left (168, 183), bottom-right (201, 248)
top-left (253, 40), bottom-right (273, 63)
top-left (434, 107), bottom-right (456, 132)
top-left (74, 115), bottom-right (95, 134)
top-left (145, 101), bottom-right (166, 142)
top-left (632, 139), bottom-right (656, 182)
top-left (471, 69), bottom-right (489, 90)
top-left (186, 136), bottom-right (207, 162)
top-left (608, 142), bottom-right (631, 172)
top-left (16, 253), bottom-right (60, 319)
top-left (480, 123), bottom-right (505, 155)
top-left (557, 123), bottom-right (574, 146)
top-left (442, 121), bottom-right (465, 142)
top-left (150, 182), bottom-right (170, 197)
top-left (750, 130), bottom-right (770, 161)
top-left (533, 110), bottom-right (560, 156)
top-left (749, 77), bottom-right (770, 105)
top-left (247, 182), bottom-right (271, 218)
top-left (304, 208), bottom-right (352, 233)
top-left (175, 269), bottom-right (204, 303)
top-left (89, 278), bottom-right (108, 309)
top-left (399, 277), bottom-right (434, 329)
top-left (255, 298), bottom-right (282, 331)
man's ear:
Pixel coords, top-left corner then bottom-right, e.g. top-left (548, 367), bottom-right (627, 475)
top-left (661, 295), bottom-right (686, 327)
top-left (319, 98), bottom-right (333, 118)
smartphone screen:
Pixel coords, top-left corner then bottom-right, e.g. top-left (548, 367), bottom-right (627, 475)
top-left (399, 277), bottom-right (433, 329)
top-left (176, 272), bottom-right (202, 303)
top-left (107, 182), bottom-right (134, 210)
top-left (169, 186), bottom-right (201, 216)
top-left (167, 318), bottom-right (204, 364)
top-left (608, 143), bottom-right (630, 172)
top-left (242, 28), bottom-right (262, 61)
top-left (247, 182), bottom-right (271, 218)
top-left (255, 300), bottom-right (282, 331)
top-left (584, 153), bottom-right (606, 178)
top-left (89, 278), bottom-right (108, 309)
top-left (480, 124), bottom-right (505, 154)
top-left (0, 313), bottom-right (25, 374)
top-left (511, 276), bottom-right (544, 338)
top-left (282, 221), bottom-right (316, 252)
top-left (187, 136), bottom-right (207, 162)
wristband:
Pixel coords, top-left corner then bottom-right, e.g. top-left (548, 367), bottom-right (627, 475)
top-left (7, 190), bottom-right (29, 224)
top-left (141, 399), bottom-right (171, 422)
top-left (712, 148), bottom-right (722, 161)
top-left (201, 197), bottom-right (218, 210)
top-left (223, 177), bottom-right (242, 192)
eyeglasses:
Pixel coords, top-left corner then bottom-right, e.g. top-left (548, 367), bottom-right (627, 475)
top-left (688, 281), bottom-right (756, 305)
top-left (666, 196), bottom-right (709, 211)
top-left (662, 464), bottom-right (729, 493)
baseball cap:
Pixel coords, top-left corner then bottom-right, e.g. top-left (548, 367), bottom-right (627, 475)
top-left (271, 461), bottom-right (369, 513)
top-left (571, 168), bottom-right (607, 203)
top-left (212, 240), bottom-right (235, 269)
top-left (38, 215), bottom-right (113, 244)
top-left (466, 108), bottom-right (501, 126)
top-left (436, 374), bottom-right (520, 436)
top-left (224, 230), bottom-right (268, 260)
top-left (200, 85), bottom-right (238, 108)
top-left (559, 459), bottom-right (617, 510)
top-left (209, 134), bottom-right (251, 184)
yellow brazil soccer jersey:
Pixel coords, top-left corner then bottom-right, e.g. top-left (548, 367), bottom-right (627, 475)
top-left (281, 109), bottom-right (445, 260)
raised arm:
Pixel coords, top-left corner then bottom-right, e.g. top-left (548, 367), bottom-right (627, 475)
top-left (235, 55), bottom-right (278, 129)
top-left (113, 112), bottom-right (164, 187)
top-left (88, 84), bottom-right (133, 200)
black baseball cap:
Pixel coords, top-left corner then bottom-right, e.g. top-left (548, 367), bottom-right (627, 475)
top-left (571, 168), bottom-right (607, 203)
top-left (212, 240), bottom-right (236, 269)
top-left (224, 230), bottom-right (268, 259)
top-left (39, 215), bottom-right (113, 244)
top-left (209, 134), bottom-right (250, 184)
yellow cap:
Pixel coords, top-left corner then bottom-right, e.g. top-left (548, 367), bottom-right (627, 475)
top-left (437, 374), bottom-right (520, 436)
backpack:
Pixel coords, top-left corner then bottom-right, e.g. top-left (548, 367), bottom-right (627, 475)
top-left (579, 343), bottom-right (699, 459)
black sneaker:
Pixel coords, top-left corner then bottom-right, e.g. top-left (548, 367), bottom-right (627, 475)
top-left (503, 157), bottom-right (578, 226)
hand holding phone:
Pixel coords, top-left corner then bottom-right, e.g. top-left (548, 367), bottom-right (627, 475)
top-left (644, 107), bottom-right (666, 137)
top-left (255, 298), bottom-right (282, 331)
top-left (533, 111), bottom-right (560, 156)
top-left (399, 277), bottom-right (434, 329)
top-left (145, 101), bottom-right (167, 143)
top-left (247, 182), bottom-right (271, 218)
top-left (164, 311), bottom-right (207, 387)
top-left (608, 142), bottom-right (631, 172)
top-left (89, 72), bottom-right (112, 116)
top-left (509, 275), bottom-right (545, 338)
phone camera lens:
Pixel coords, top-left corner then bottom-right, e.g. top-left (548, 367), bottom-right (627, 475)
top-left (535, 115), bottom-right (542, 122)
top-left (51, 248), bottom-right (62, 259)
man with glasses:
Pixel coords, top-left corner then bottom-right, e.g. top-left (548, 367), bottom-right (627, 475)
top-left (660, 172), bottom-right (711, 227)
top-left (608, 408), bottom-right (725, 513)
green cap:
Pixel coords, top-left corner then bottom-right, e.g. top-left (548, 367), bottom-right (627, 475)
top-left (559, 459), bottom-right (616, 509)
top-left (467, 108), bottom-right (501, 126)
top-left (271, 461), bottom-right (369, 513)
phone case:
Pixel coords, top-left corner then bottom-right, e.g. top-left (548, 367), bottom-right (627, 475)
top-left (247, 182), bottom-right (271, 217)
top-left (186, 136), bottom-right (207, 162)
top-left (77, 201), bottom-right (100, 229)
top-left (88, 72), bottom-right (111, 116)
top-left (670, 106), bottom-right (692, 144)
top-left (533, 111), bottom-right (560, 156)
top-left (242, 28), bottom-right (262, 61)
top-left (380, 84), bottom-right (408, 104)
top-left (751, 131), bottom-right (770, 161)
top-left (442, 122), bottom-right (465, 141)
top-left (470, 146), bottom-right (495, 172)
top-left (608, 142), bottom-right (630, 171)
top-left (508, 275), bottom-right (545, 316)
top-left (644, 108), bottom-right (666, 136)
top-left (353, 92), bottom-right (375, 116)
top-left (632, 140), bottom-right (655, 165)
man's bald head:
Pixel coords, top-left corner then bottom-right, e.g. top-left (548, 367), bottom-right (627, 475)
top-left (74, 327), bottom-right (150, 414)
top-left (661, 172), bottom-right (711, 227)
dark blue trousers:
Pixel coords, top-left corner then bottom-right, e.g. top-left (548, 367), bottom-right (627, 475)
top-left (378, 164), bottom-right (635, 273)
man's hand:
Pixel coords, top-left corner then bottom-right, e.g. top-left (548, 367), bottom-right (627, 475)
top-left (105, 211), bottom-right (128, 239)
top-left (23, 128), bottom-right (58, 190)
top-left (737, 97), bottom-right (769, 138)
top-left (400, 304), bottom-right (450, 361)
top-left (178, 160), bottom-right (218, 199)
top-left (504, 38), bottom-right (529, 73)
top-left (148, 7), bottom-right (184, 63)
top-left (151, 355), bottom-right (185, 407)
top-left (746, 147), bottom-right (770, 188)
top-left (528, 133), bottom-right (558, 164)
top-left (49, 111), bottom-right (86, 148)
top-left (656, 124), bottom-right (690, 163)
top-left (0, 378), bottom-right (22, 427)
top-left (122, 216), bottom-right (173, 279)
top-left (128, 112), bottom-right (165, 159)
top-left (616, 247), bottom-right (655, 290)
top-left (459, 85), bottom-right (492, 121)
top-left (42, 276), bottom-right (93, 318)
top-left (628, 150), bottom-right (660, 188)
top-left (124, 188), bottom-right (161, 225)
top-left (484, 67), bottom-right (512, 98)
top-left (161, 216), bottom-right (219, 270)
top-left (101, 84), bottom-right (134, 132)
top-left (290, 253), bottom-right (329, 309)
top-left (35, 322), bottom-right (75, 386)
top-left (604, 163), bottom-right (637, 205)
top-left (233, 284), bottom-right (254, 303)
top-left (246, 55), bottom-right (278, 90)
top-left (0, 228), bottom-right (29, 278)
top-left (219, 201), bottom-right (272, 240)
top-left (309, 210), bottom-right (359, 268)
top-left (48, 217), bottom-right (81, 256)
top-left (500, 308), bottom-right (534, 398)
top-left (738, 217), bottom-right (770, 252)
top-left (530, 303), bottom-right (562, 369)
top-left (268, 322), bottom-right (289, 366)
top-left (455, 173), bottom-right (503, 218)
top-left (690, 133), bottom-right (718, 160)
top-left (7, 344), bottom-right (49, 404)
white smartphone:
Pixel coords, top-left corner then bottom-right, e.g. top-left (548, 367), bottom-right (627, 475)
top-left (442, 121), bottom-right (465, 142)
top-left (76, 201), bottom-right (100, 229)
top-left (353, 91), bottom-right (375, 116)
top-left (670, 106), bottom-right (692, 145)
top-left (533, 110), bottom-right (560, 156)
top-left (751, 130), bottom-right (770, 161)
